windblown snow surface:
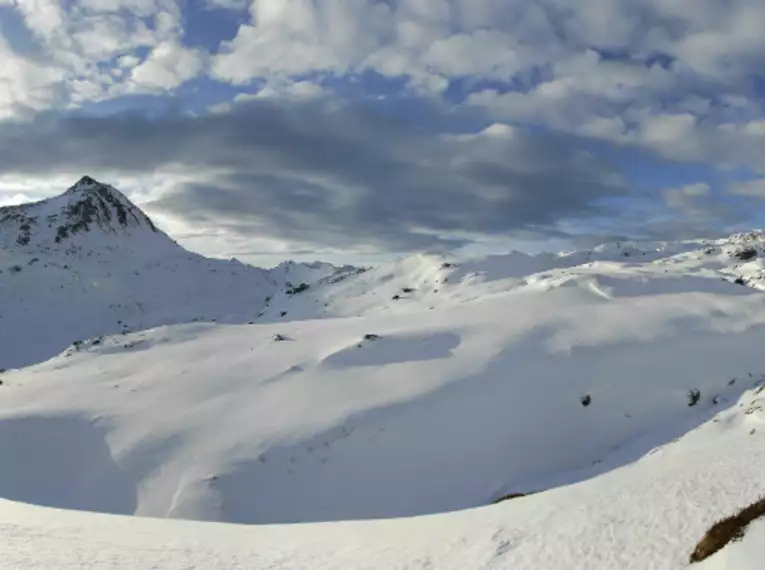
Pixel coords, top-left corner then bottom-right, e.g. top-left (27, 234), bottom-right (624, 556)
top-left (2, 179), bottom-right (765, 569)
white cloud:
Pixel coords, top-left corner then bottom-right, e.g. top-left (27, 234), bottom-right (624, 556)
top-left (664, 182), bottom-right (710, 206)
top-left (130, 41), bottom-right (205, 91)
top-left (2, 0), bottom-right (765, 182)
top-left (0, 37), bottom-right (64, 119)
top-left (0, 0), bottom-right (202, 116)
top-left (13, 0), bottom-right (67, 43)
top-left (641, 114), bottom-right (697, 148)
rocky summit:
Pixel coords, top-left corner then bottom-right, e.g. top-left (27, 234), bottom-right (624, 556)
top-left (0, 176), bottom-right (160, 251)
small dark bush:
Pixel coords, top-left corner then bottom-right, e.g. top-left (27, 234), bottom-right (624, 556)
top-left (688, 389), bottom-right (701, 407)
top-left (363, 334), bottom-right (381, 341)
top-left (9, 265), bottom-right (22, 273)
top-left (734, 277), bottom-right (746, 285)
top-left (272, 334), bottom-right (289, 342)
top-left (690, 495), bottom-right (765, 563)
top-left (401, 287), bottom-right (415, 293)
top-left (287, 283), bottom-right (310, 295)
top-left (280, 311), bottom-right (287, 317)
top-left (492, 491), bottom-right (537, 504)
top-left (392, 294), bottom-right (401, 300)
top-left (580, 394), bottom-right (592, 407)
top-left (735, 248), bottom-right (757, 261)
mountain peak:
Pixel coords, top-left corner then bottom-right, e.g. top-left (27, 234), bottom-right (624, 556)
top-left (1, 177), bottom-right (162, 250)
top-left (65, 175), bottom-right (125, 199)
top-left (74, 175), bottom-right (99, 187)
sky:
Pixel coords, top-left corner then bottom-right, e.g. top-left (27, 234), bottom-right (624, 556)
top-left (1, 0), bottom-right (765, 266)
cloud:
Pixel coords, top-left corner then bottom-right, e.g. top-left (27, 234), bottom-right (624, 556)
top-left (129, 41), bottom-right (205, 91)
top-left (0, 0), bottom-right (203, 116)
top-left (729, 179), bottom-right (765, 199)
top-left (2, 0), bottom-right (765, 255)
top-left (663, 182), bottom-right (711, 212)
top-left (1, 0), bottom-right (765, 177)
top-left (0, 36), bottom-right (65, 118)
top-left (0, 98), bottom-right (629, 252)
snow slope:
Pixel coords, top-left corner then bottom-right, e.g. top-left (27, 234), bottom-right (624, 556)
top-left (2, 385), bottom-right (765, 569)
top-left (4, 181), bottom-right (765, 567)
top-left (5, 282), bottom-right (765, 525)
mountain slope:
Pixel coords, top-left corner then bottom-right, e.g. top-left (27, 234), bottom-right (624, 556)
top-left (0, 178), bottom-right (342, 369)
top-left (3, 242), bottom-right (765, 525)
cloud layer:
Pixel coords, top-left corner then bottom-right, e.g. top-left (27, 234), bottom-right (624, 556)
top-left (2, 0), bottom-right (765, 257)
top-left (0, 99), bottom-right (631, 251)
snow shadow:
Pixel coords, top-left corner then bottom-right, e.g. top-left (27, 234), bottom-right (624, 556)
top-left (322, 332), bottom-right (461, 368)
top-left (212, 324), bottom-right (765, 524)
top-left (0, 415), bottom-right (136, 514)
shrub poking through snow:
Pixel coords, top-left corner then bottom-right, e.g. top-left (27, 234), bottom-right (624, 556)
top-left (392, 294), bottom-right (401, 300)
top-left (689, 495), bottom-right (765, 563)
top-left (687, 389), bottom-right (701, 407)
top-left (272, 334), bottom-right (289, 342)
top-left (363, 334), bottom-right (381, 341)
top-left (492, 491), bottom-right (537, 504)
top-left (735, 248), bottom-right (758, 261)
top-left (287, 283), bottom-right (310, 295)
top-left (401, 287), bottom-right (416, 293)
top-left (734, 277), bottom-right (746, 285)
top-left (580, 394), bottom-right (592, 407)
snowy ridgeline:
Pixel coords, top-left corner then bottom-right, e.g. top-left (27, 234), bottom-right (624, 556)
top-left (2, 178), bottom-right (765, 568)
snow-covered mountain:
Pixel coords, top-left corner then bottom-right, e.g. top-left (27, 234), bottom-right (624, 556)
top-left (0, 177), bottom-right (345, 369)
top-left (2, 180), bottom-right (765, 569)
top-left (0, 175), bottom-right (163, 251)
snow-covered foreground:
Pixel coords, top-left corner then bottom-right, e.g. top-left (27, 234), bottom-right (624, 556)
top-left (4, 278), bottom-right (765, 524)
top-left (3, 384), bottom-right (765, 569)
top-left (3, 179), bottom-right (765, 568)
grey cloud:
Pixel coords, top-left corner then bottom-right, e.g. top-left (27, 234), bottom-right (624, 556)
top-left (0, 98), bottom-right (630, 251)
